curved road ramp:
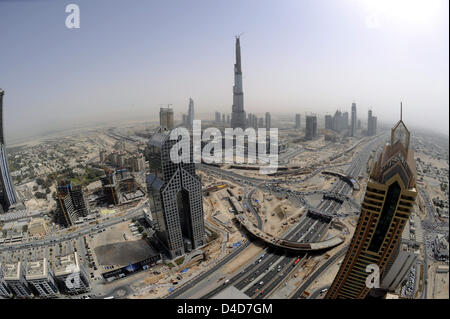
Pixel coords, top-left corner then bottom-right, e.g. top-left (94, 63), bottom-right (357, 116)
top-left (235, 214), bottom-right (344, 252)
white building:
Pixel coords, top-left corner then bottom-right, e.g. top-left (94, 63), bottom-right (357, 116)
top-left (25, 259), bottom-right (59, 298)
top-left (3, 262), bottom-right (33, 298)
top-left (0, 263), bottom-right (12, 298)
top-left (53, 252), bottom-right (90, 294)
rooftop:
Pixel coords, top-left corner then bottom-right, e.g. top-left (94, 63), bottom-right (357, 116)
top-left (3, 262), bottom-right (21, 280)
top-left (54, 252), bottom-right (80, 277)
top-left (26, 259), bottom-right (49, 280)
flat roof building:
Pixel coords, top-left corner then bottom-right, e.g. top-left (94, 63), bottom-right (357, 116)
top-left (3, 262), bottom-right (33, 298)
top-left (25, 259), bottom-right (59, 298)
top-left (53, 252), bottom-right (90, 294)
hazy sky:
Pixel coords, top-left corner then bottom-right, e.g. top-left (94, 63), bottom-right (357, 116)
top-left (0, 0), bottom-right (448, 142)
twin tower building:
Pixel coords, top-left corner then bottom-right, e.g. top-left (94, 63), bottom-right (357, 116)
top-left (145, 37), bottom-right (247, 259)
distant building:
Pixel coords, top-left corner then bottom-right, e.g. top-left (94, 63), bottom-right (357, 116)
top-left (230, 36), bottom-right (246, 129)
top-left (3, 262), bottom-right (33, 298)
top-left (159, 107), bottom-right (174, 130)
top-left (56, 181), bottom-right (90, 227)
top-left (53, 252), bottom-right (90, 295)
top-left (367, 109), bottom-right (377, 136)
top-left (305, 115), bottom-right (317, 140)
top-left (226, 114), bottom-right (230, 124)
top-left (25, 259), bottom-right (59, 298)
top-left (258, 117), bottom-right (263, 128)
top-left (326, 106), bottom-right (418, 299)
top-left (215, 111), bottom-right (221, 123)
top-left (146, 128), bottom-right (206, 259)
top-left (187, 98), bottom-right (195, 129)
top-left (295, 114), bottom-right (301, 129)
top-left (325, 115), bottom-right (333, 130)
top-left (342, 112), bottom-right (349, 129)
top-left (265, 112), bottom-right (271, 129)
top-left (350, 102), bottom-right (357, 137)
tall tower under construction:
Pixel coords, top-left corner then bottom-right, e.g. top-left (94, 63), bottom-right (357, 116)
top-left (0, 89), bottom-right (17, 212)
top-left (326, 104), bottom-right (418, 299)
top-left (56, 181), bottom-right (90, 227)
top-left (230, 36), bottom-right (246, 130)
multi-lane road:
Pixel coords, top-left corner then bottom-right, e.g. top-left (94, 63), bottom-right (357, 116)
top-left (166, 134), bottom-right (386, 299)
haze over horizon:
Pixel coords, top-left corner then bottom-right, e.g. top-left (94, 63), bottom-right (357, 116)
top-left (1, 0), bottom-right (448, 142)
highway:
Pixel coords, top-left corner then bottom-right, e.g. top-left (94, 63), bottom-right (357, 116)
top-left (197, 134), bottom-right (385, 299)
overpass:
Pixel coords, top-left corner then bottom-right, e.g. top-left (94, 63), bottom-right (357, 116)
top-left (234, 213), bottom-right (344, 252)
top-left (321, 170), bottom-right (360, 190)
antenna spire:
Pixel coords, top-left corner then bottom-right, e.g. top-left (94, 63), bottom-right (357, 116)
top-left (400, 101), bottom-right (403, 121)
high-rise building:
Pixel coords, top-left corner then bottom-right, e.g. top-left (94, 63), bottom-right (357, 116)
top-left (25, 259), bottom-right (59, 298)
top-left (326, 106), bottom-right (418, 299)
top-left (367, 110), bottom-right (377, 136)
top-left (226, 114), bottom-right (230, 124)
top-left (333, 110), bottom-right (343, 132)
top-left (56, 181), bottom-right (90, 227)
top-left (187, 98), bottom-right (195, 129)
top-left (295, 114), bottom-right (301, 129)
top-left (215, 111), bottom-right (221, 123)
top-left (305, 115), bottom-right (317, 140)
top-left (159, 107), bottom-right (174, 130)
top-left (146, 128), bottom-right (206, 259)
top-left (222, 114), bottom-right (226, 124)
top-left (231, 36), bottom-right (246, 129)
top-left (3, 262), bottom-right (33, 298)
top-left (342, 111), bottom-right (349, 129)
top-left (0, 89), bottom-right (17, 212)
top-left (258, 117), bottom-right (263, 128)
top-left (350, 102), bottom-right (357, 137)
top-left (265, 112), bottom-right (271, 129)
top-left (325, 115), bottom-right (333, 130)
top-left (53, 252), bottom-right (90, 294)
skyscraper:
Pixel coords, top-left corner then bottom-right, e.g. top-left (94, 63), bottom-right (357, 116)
top-left (146, 128), bottom-right (205, 259)
top-left (326, 105), bottom-right (418, 299)
top-left (342, 111), bottom-right (349, 129)
top-left (333, 110), bottom-right (343, 132)
top-left (325, 115), bottom-right (333, 130)
top-left (305, 115), bottom-right (317, 140)
top-left (230, 36), bottom-right (246, 129)
top-left (368, 109), bottom-right (377, 136)
top-left (56, 181), bottom-right (90, 227)
top-left (159, 107), bottom-right (174, 130)
top-left (187, 98), bottom-right (194, 129)
top-left (0, 89), bottom-right (17, 212)
top-left (265, 112), bottom-right (271, 129)
top-left (215, 111), bottom-right (221, 123)
top-left (350, 102), bottom-right (357, 137)
top-left (295, 114), bottom-right (301, 129)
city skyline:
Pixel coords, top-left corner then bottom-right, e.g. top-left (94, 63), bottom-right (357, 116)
top-left (0, 0), bottom-right (447, 303)
top-left (0, 0), bottom-right (448, 143)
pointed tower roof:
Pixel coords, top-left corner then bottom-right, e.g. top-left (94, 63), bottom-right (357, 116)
top-left (391, 102), bottom-right (410, 151)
